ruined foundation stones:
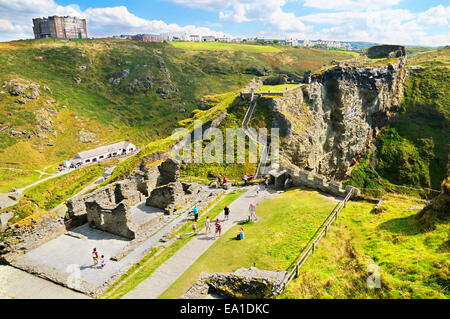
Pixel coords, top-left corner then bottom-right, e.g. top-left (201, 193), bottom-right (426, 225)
top-left (183, 267), bottom-right (287, 299)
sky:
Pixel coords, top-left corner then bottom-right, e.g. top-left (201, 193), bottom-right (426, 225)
top-left (0, 0), bottom-right (449, 46)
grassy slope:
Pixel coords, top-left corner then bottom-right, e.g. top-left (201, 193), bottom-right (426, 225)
top-left (281, 193), bottom-right (449, 299)
top-left (170, 41), bottom-right (281, 53)
top-left (0, 38), bottom-right (355, 186)
top-left (345, 46), bottom-right (449, 191)
top-left (102, 189), bottom-right (246, 299)
top-left (160, 187), bottom-right (338, 298)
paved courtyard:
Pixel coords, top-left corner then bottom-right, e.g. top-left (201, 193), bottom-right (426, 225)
top-left (17, 200), bottom-right (197, 291)
top-left (0, 265), bottom-right (89, 299)
top-left (24, 223), bottom-right (131, 287)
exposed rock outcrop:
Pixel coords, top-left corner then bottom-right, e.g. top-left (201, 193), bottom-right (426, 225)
top-left (245, 67), bottom-right (271, 76)
top-left (265, 54), bottom-right (407, 180)
top-left (3, 78), bottom-right (40, 100)
top-left (366, 44), bottom-right (406, 59)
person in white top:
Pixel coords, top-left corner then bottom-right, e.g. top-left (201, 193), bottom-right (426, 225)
top-left (205, 216), bottom-right (211, 236)
top-left (249, 203), bottom-right (257, 221)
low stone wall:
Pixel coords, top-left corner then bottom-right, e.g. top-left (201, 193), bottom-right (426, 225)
top-left (270, 164), bottom-right (360, 198)
top-left (183, 267), bottom-right (287, 299)
top-left (0, 212), bottom-right (66, 261)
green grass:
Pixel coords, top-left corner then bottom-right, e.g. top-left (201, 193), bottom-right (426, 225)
top-left (0, 38), bottom-right (357, 189)
top-left (101, 189), bottom-right (246, 299)
top-left (257, 84), bottom-right (301, 93)
top-left (0, 169), bottom-right (43, 193)
top-left (23, 164), bottom-right (104, 210)
top-left (281, 193), bottom-right (449, 299)
top-left (170, 41), bottom-right (281, 53)
top-left (160, 187), bottom-right (338, 298)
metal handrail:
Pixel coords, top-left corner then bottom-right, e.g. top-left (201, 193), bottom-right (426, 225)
top-left (282, 187), bottom-right (355, 285)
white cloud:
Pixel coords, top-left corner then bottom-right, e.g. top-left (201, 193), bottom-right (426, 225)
top-left (0, 0), bottom-right (448, 46)
top-left (302, 0), bottom-right (401, 11)
top-left (417, 5), bottom-right (450, 26)
top-left (0, 0), bottom-right (228, 41)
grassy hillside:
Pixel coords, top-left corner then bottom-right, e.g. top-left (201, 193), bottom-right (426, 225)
top-left (345, 46), bottom-right (449, 192)
top-left (160, 188), bottom-right (339, 298)
top-left (0, 38), bottom-right (356, 189)
top-left (281, 193), bottom-right (449, 299)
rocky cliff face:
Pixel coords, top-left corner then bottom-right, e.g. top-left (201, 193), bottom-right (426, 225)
top-left (269, 56), bottom-right (407, 180)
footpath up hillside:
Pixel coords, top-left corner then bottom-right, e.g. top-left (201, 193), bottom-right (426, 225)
top-left (0, 38), bottom-right (354, 184)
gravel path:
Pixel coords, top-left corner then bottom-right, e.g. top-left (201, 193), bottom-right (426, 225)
top-left (0, 265), bottom-right (89, 299)
top-left (123, 186), bottom-right (278, 299)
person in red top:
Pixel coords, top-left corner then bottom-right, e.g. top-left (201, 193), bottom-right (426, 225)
top-left (92, 248), bottom-right (99, 267)
top-left (214, 219), bottom-right (222, 239)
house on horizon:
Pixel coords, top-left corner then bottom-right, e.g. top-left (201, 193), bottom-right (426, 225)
top-left (70, 141), bottom-right (137, 167)
top-left (189, 35), bottom-right (201, 42)
top-left (202, 35), bottom-right (216, 42)
top-left (32, 16), bottom-right (87, 39)
top-left (130, 34), bottom-right (168, 42)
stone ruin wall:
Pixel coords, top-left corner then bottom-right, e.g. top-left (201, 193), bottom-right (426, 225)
top-left (183, 267), bottom-right (287, 299)
top-left (271, 164), bottom-right (359, 198)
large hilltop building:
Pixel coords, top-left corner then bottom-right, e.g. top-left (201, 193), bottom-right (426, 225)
top-left (32, 16), bottom-right (88, 39)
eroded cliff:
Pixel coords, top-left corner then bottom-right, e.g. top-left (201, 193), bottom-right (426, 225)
top-left (267, 55), bottom-right (408, 180)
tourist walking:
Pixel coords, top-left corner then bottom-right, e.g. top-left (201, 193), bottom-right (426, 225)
top-left (192, 221), bottom-right (198, 233)
top-left (218, 174), bottom-right (223, 186)
top-left (223, 176), bottom-right (228, 185)
top-left (243, 173), bottom-right (249, 186)
top-left (224, 205), bottom-right (230, 221)
top-left (255, 184), bottom-right (260, 196)
top-left (100, 255), bottom-right (106, 269)
top-left (192, 204), bottom-right (199, 222)
top-left (92, 248), bottom-right (99, 267)
top-left (205, 216), bottom-right (211, 236)
top-left (249, 203), bottom-right (257, 221)
top-left (214, 219), bottom-right (222, 239)
top-left (264, 177), bottom-right (269, 190)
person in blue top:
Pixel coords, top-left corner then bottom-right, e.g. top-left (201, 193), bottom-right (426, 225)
top-left (192, 205), bottom-right (199, 222)
top-left (236, 227), bottom-right (245, 240)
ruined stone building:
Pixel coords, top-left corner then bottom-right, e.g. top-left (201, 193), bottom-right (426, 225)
top-left (32, 16), bottom-right (88, 39)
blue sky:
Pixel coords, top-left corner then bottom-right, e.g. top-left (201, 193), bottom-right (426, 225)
top-left (0, 0), bottom-right (449, 46)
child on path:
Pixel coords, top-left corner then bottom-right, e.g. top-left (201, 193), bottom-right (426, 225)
top-left (100, 255), bottom-right (106, 269)
top-left (214, 219), bottom-right (222, 239)
top-left (192, 221), bottom-right (198, 233)
top-left (256, 184), bottom-right (260, 196)
top-left (205, 216), bottom-right (211, 236)
top-left (92, 248), bottom-right (99, 267)
top-left (224, 205), bottom-right (230, 221)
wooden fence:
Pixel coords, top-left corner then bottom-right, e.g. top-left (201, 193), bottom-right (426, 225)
top-left (282, 187), bottom-right (355, 285)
